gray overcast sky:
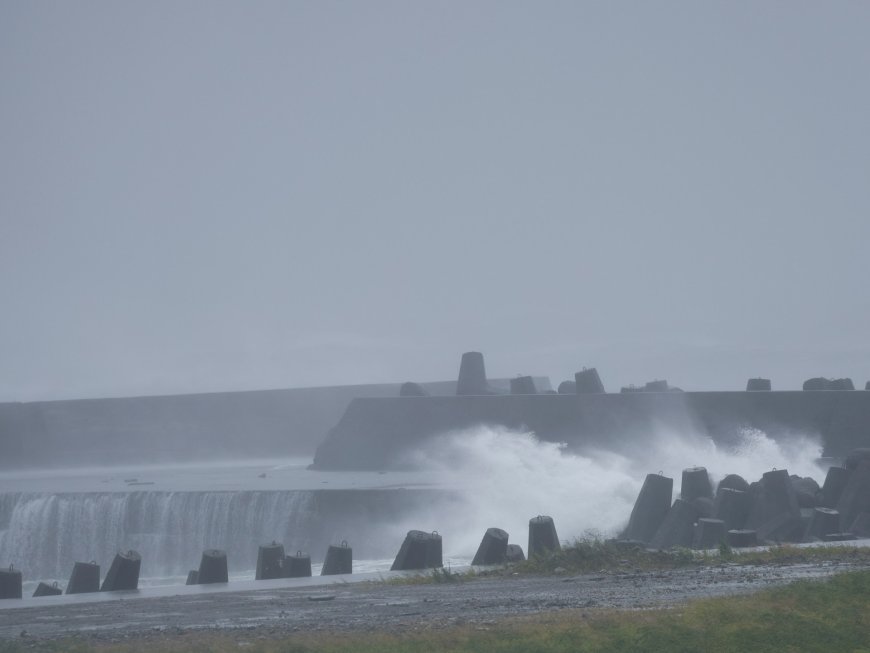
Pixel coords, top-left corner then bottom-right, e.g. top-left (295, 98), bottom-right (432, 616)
top-left (1, 1), bottom-right (868, 402)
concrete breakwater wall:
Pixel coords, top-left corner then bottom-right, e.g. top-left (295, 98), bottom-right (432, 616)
top-left (313, 390), bottom-right (870, 470)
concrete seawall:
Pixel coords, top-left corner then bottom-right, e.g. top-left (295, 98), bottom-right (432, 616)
top-left (312, 391), bottom-right (870, 469)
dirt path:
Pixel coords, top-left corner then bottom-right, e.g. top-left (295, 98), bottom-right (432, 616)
top-left (1, 560), bottom-right (866, 645)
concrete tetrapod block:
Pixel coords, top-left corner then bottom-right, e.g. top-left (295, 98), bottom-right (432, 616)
top-left (321, 542), bottom-right (352, 575)
top-left (727, 530), bottom-right (758, 548)
top-left (820, 467), bottom-right (850, 508)
top-left (746, 469), bottom-right (801, 540)
top-left (505, 544), bottom-right (526, 562)
top-left (0, 566), bottom-right (22, 599)
top-left (649, 499), bottom-right (699, 550)
top-left (32, 582), bottom-right (63, 597)
top-left (836, 461), bottom-right (870, 531)
top-left (471, 528), bottom-right (509, 565)
top-left (399, 382), bottom-right (428, 397)
top-left (803, 377), bottom-right (832, 391)
top-left (790, 476), bottom-right (820, 508)
top-left (284, 551), bottom-right (312, 578)
top-left (717, 474), bottom-right (750, 494)
top-left (681, 467), bottom-right (713, 502)
top-left (510, 376), bottom-right (537, 395)
top-left (822, 533), bottom-right (858, 542)
top-left (692, 518), bottom-right (726, 550)
top-left (806, 508), bottom-right (841, 541)
top-left (185, 570), bottom-right (199, 585)
top-left (198, 550), bottom-right (228, 584)
top-left (66, 561), bottom-right (100, 594)
top-left (713, 488), bottom-right (750, 531)
top-left (746, 378), bottom-right (772, 391)
top-left (528, 515), bottom-right (560, 557)
top-left (457, 352), bottom-right (488, 396)
top-left (100, 550), bottom-right (141, 591)
top-left (845, 449), bottom-right (870, 471)
top-left (691, 497), bottom-right (714, 518)
top-left (574, 368), bottom-right (605, 394)
top-left (830, 378), bottom-right (855, 391)
top-left (557, 381), bottom-right (576, 394)
top-left (391, 531), bottom-right (432, 571)
top-left (622, 473), bottom-right (674, 543)
top-left (426, 531), bottom-right (443, 569)
top-left (256, 542), bottom-right (285, 580)
top-left (850, 513), bottom-right (870, 538)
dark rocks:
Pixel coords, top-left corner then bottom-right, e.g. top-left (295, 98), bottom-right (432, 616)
top-left (198, 550), bottom-right (228, 584)
top-left (32, 582), bottom-right (62, 597)
top-left (256, 542), bottom-right (285, 580)
top-left (649, 499), bottom-right (699, 550)
top-left (505, 544), bottom-right (526, 562)
top-left (284, 551), bottom-right (312, 578)
top-left (622, 473), bottom-right (673, 543)
top-left (681, 467), bottom-right (713, 501)
top-left (510, 376), bottom-right (537, 395)
top-left (746, 378), bottom-right (771, 391)
top-left (557, 381), bottom-right (576, 394)
top-left (321, 542), bottom-right (352, 575)
top-left (100, 550), bottom-right (141, 591)
top-left (399, 382), bottom-right (428, 397)
top-left (457, 352), bottom-right (488, 396)
top-left (574, 368), bottom-right (605, 394)
top-left (717, 474), bottom-right (750, 494)
top-left (66, 561), bottom-right (100, 594)
top-left (693, 518), bottom-right (726, 550)
top-left (528, 515), bottom-right (561, 556)
top-left (0, 565), bottom-right (22, 599)
top-left (471, 528), bottom-right (509, 565)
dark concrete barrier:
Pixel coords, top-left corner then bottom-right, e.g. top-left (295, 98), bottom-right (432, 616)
top-left (256, 542), bottom-right (285, 580)
top-left (693, 518), bottom-right (726, 549)
top-left (66, 561), bottom-right (100, 594)
top-left (185, 570), bottom-right (199, 585)
top-left (457, 352), bottom-right (488, 396)
top-left (321, 542), bottom-right (352, 575)
top-left (100, 550), bottom-right (141, 591)
top-left (622, 473), bottom-right (673, 543)
top-left (681, 467), bottom-right (713, 501)
top-left (528, 515), bottom-right (560, 556)
top-left (836, 461), bottom-right (870, 531)
top-left (747, 378), bottom-right (771, 391)
top-left (746, 469), bottom-right (801, 540)
top-left (717, 474), bottom-right (750, 494)
top-left (510, 376), bottom-right (537, 395)
top-left (820, 467), bottom-right (850, 508)
top-left (505, 544), bottom-right (526, 562)
top-left (472, 528), bottom-right (509, 565)
top-left (691, 496), bottom-right (714, 518)
top-left (391, 531), bottom-right (431, 571)
top-left (804, 377), bottom-right (832, 391)
top-left (806, 507), bottom-right (841, 540)
top-left (32, 581), bottom-right (62, 597)
top-left (713, 488), bottom-right (750, 530)
top-left (791, 475), bottom-right (820, 508)
top-left (426, 531), bottom-right (443, 569)
top-left (0, 565), bottom-right (22, 599)
top-left (574, 368), bottom-right (605, 394)
top-left (284, 551), bottom-right (312, 578)
top-left (399, 382), bottom-right (428, 397)
top-left (650, 499), bottom-right (699, 550)
top-left (727, 529), bottom-right (758, 548)
top-left (830, 378), bottom-right (855, 391)
top-left (198, 549), bottom-right (228, 584)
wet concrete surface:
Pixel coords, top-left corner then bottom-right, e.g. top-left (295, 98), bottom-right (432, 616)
top-left (1, 559), bottom-right (867, 644)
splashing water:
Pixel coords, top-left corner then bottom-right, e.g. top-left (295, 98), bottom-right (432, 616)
top-left (400, 425), bottom-right (826, 557)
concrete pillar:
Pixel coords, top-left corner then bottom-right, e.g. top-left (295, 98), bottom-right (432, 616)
top-left (284, 551), bottom-right (312, 578)
top-left (0, 565), bottom-right (22, 599)
top-left (32, 582), bottom-right (62, 597)
top-left (399, 382), bottom-right (428, 397)
top-left (471, 528), bottom-right (509, 565)
top-left (574, 368), bottom-right (605, 394)
top-left (66, 561), bottom-right (100, 594)
top-left (528, 515), bottom-right (560, 557)
top-left (649, 499), bottom-right (699, 550)
top-left (622, 473), bottom-right (673, 543)
top-left (510, 376), bottom-right (537, 395)
top-left (457, 352), bottom-right (488, 395)
top-left (198, 549), bottom-right (228, 584)
top-left (321, 542), bottom-right (352, 575)
top-left (713, 488), bottom-right (750, 531)
top-left (505, 544), bottom-right (526, 562)
top-left (681, 467), bottom-right (713, 501)
top-left (100, 550), bottom-right (141, 591)
top-left (692, 518), bottom-right (726, 550)
top-left (256, 542), bottom-right (285, 580)
top-left (746, 378), bottom-right (771, 391)
top-left (820, 467), bottom-right (850, 508)
top-left (185, 570), bottom-right (199, 585)
top-left (727, 529), bottom-right (758, 548)
top-left (806, 507), bottom-right (841, 540)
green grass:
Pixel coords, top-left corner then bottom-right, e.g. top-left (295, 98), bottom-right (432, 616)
top-left (5, 569), bottom-right (870, 653)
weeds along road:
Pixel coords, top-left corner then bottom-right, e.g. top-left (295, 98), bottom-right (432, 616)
top-left (1, 560), bottom-right (867, 645)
